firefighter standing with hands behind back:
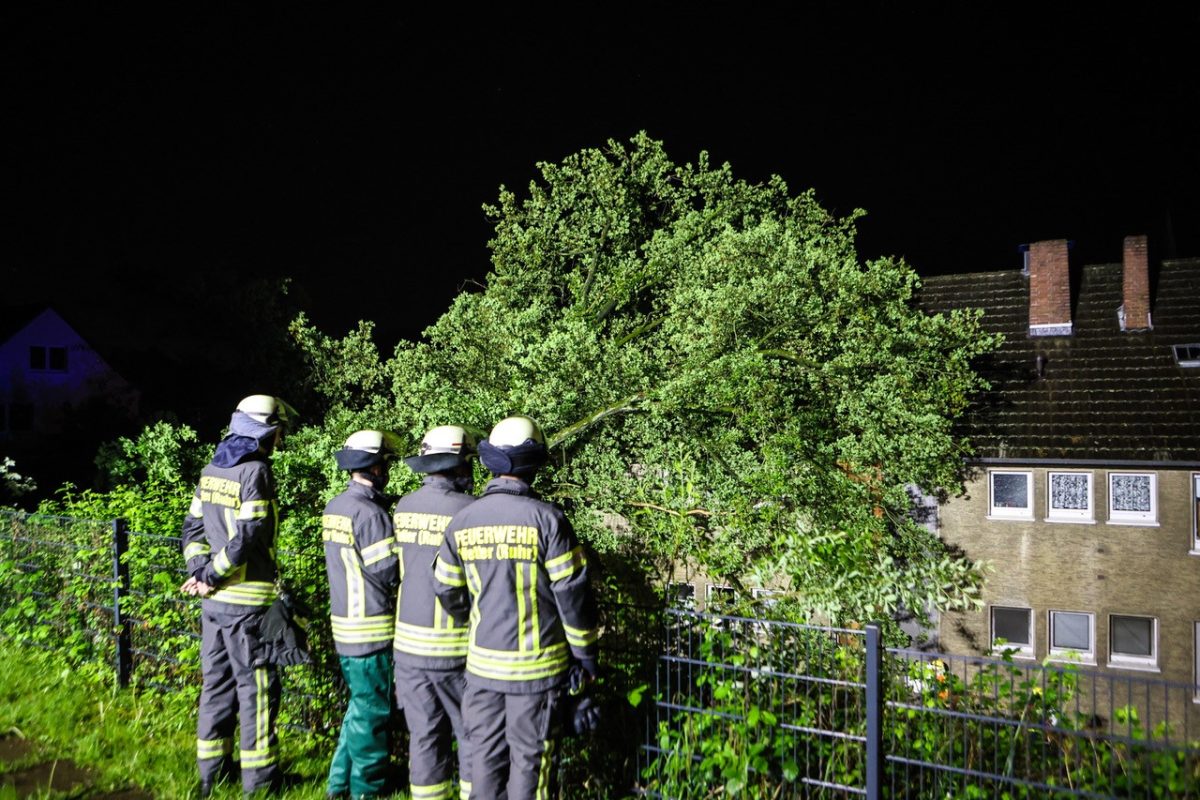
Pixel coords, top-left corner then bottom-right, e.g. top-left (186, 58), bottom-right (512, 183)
top-left (322, 430), bottom-right (401, 799)
top-left (180, 394), bottom-right (293, 797)
top-left (434, 415), bottom-right (600, 800)
top-left (392, 425), bottom-right (478, 800)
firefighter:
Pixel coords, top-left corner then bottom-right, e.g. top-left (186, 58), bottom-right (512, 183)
top-left (392, 425), bottom-right (478, 800)
top-left (433, 415), bottom-right (600, 800)
top-left (323, 430), bottom-right (402, 799)
top-left (180, 394), bottom-right (294, 797)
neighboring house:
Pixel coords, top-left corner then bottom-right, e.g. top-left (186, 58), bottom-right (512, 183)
top-left (0, 307), bottom-right (138, 441)
top-left (919, 237), bottom-right (1200, 703)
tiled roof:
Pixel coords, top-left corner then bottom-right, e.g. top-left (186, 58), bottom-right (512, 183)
top-left (918, 259), bottom-right (1200, 462)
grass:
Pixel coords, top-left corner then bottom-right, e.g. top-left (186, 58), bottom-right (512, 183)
top-left (0, 641), bottom-right (410, 799)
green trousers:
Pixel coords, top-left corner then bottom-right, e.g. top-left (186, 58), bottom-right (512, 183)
top-left (328, 651), bottom-right (394, 798)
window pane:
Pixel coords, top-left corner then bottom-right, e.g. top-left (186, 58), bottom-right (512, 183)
top-left (1111, 475), bottom-right (1151, 513)
top-left (48, 347), bottom-right (67, 371)
top-left (1052, 612), bottom-right (1090, 650)
top-left (994, 608), bottom-right (1030, 644)
top-left (1112, 616), bottom-right (1152, 657)
top-left (29, 346), bottom-right (46, 370)
top-left (1051, 474), bottom-right (1089, 510)
top-left (993, 474), bottom-right (1028, 508)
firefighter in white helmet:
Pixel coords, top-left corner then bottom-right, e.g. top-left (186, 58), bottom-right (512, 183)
top-left (323, 430), bottom-right (402, 799)
top-left (434, 415), bottom-right (599, 800)
top-left (180, 394), bottom-right (295, 797)
top-left (392, 425), bottom-right (478, 800)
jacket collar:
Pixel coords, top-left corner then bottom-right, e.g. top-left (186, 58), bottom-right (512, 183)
top-left (483, 476), bottom-right (536, 498)
top-left (344, 478), bottom-right (392, 508)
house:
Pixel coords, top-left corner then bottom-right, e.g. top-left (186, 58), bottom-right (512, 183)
top-left (919, 237), bottom-right (1200, 703)
top-left (0, 307), bottom-right (138, 442)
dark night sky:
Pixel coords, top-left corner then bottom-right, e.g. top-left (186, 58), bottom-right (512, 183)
top-left (6, 5), bottom-right (1199, 358)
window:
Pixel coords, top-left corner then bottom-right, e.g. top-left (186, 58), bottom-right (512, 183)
top-left (991, 606), bottom-right (1033, 658)
top-left (1173, 343), bottom-right (1200, 367)
top-left (1108, 473), bottom-right (1157, 525)
top-left (1047, 472), bottom-right (1093, 522)
top-left (1195, 622), bottom-right (1200, 702)
top-left (1109, 614), bottom-right (1157, 670)
top-left (28, 345), bottom-right (67, 372)
top-left (1192, 475), bottom-right (1200, 554)
top-left (706, 584), bottom-right (735, 611)
top-left (752, 587), bottom-right (784, 611)
top-left (1048, 610), bottom-right (1094, 662)
top-left (669, 581), bottom-right (696, 610)
top-left (989, 471), bottom-right (1033, 519)
top-left (1190, 623), bottom-right (1200, 705)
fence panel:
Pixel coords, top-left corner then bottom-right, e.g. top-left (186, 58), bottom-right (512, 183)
top-left (639, 609), bottom-right (870, 798)
top-left (885, 648), bottom-right (1200, 799)
top-left (0, 510), bottom-right (119, 672)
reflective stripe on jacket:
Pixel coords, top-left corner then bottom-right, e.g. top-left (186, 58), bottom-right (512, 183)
top-left (181, 457), bottom-right (279, 615)
top-left (433, 477), bottom-right (599, 694)
top-left (392, 474), bottom-right (474, 669)
top-left (324, 480), bottom-right (399, 656)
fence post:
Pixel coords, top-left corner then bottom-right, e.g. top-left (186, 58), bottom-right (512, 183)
top-left (865, 622), bottom-right (883, 800)
top-left (111, 518), bottom-right (132, 687)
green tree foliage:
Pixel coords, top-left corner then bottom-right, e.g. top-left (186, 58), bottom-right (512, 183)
top-left (294, 132), bottom-right (1000, 626)
top-left (29, 132), bottom-right (1000, 644)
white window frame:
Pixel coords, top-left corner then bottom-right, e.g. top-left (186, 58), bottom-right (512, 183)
top-left (1194, 621), bottom-right (1200, 703)
top-left (705, 583), bottom-right (735, 611)
top-left (1173, 343), bottom-right (1200, 367)
top-left (1045, 471), bottom-right (1094, 523)
top-left (988, 471), bottom-right (1034, 520)
top-left (752, 587), bottom-right (784, 609)
top-left (990, 605), bottom-right (1034, 659)
top-left (1107, 472), bottom-right (1158, 526)
top-left (1108, 614), bottom-right (1158, 671)
top-left (669, 581), bottom-right (696, 609)
top-left (1191, 474), bottom-right (1200, 555)
top-left (1048, 610), bottom-right (1095, 663)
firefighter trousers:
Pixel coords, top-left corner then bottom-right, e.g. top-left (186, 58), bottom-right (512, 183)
top-left (462, 684), bottom-right (562, 800)
top-left (197, 609), bottom-right (281, 794)
top-left (395, 662), bottom-right (472, 800)
top-left (328, 651), bottom-right (394, 798)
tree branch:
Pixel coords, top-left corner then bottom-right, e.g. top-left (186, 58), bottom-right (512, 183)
top-left (547, 392), bottom-right (647, 449)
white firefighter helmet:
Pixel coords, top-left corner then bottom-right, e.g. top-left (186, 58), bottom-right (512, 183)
top-left (335, 429), bottom-right (401, 471)
top-left (236, 394), bottom-right (295, 428)
top-left (487, 415), bottom-right (545, 448)
top-left (404, 424), bottom-right (476, 473)
top-left (478, 415), bottom-right (548, 478)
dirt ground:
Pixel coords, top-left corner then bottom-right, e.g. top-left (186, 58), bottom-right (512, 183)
top-left (0, 735), bottom-right (152, 799)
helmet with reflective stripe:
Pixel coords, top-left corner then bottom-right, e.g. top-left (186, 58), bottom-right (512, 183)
top-left (335, 430), bottom-right (401, 471)
top-left (236, 395), bottom-right (295, 428)
top-left (404, 425), bottom-right (476, 473)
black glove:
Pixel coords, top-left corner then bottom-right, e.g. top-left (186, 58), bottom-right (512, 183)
top-left (576, 657), bottom-right (599, 682)
top-left (570, 695), bottom-right (602, 736)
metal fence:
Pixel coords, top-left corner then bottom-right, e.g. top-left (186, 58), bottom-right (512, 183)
top-left (0, 508), bottom-right (337, 732)
top-left (639, 609), bottom-right (1200, 799)
top-left (6, 509), bottom-right (1198, 798)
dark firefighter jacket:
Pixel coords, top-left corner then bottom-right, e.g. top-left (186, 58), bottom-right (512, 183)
top-left (392, 474), bottom-right (475, 669)
top-left (433, 477), bottom-right (599, 694)
top-left (323, 480), bottom-right (399, 656)
top-left (181, 453), bottom-right (280, 615)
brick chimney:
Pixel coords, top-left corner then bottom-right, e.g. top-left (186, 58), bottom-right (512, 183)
top-left (1028, 239), bottom-right (1072, 336)
top-left (1120, 234), bottom-right (1152, 331)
